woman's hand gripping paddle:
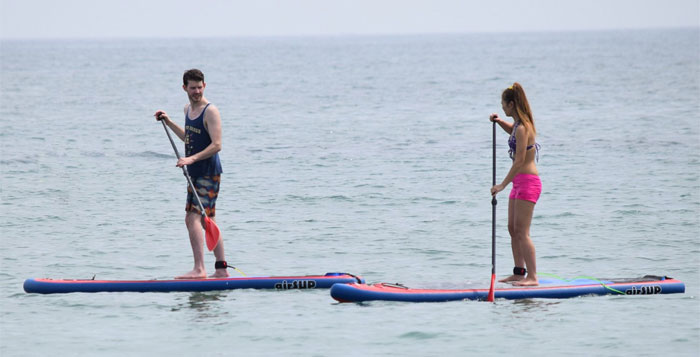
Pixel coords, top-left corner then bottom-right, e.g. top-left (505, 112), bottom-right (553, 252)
top-left (488, 120), bottom-right (497, 302)
top-left (159, 118), bottom-right (221, 251)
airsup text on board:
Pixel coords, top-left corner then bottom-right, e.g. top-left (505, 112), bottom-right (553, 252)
top-left (625, 285), bottom-right (662, 295)
top-left (275, 280), bottom-right (317, 290)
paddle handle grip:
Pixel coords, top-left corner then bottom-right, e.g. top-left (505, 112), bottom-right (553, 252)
top-left (160, 119), bottom-right (208, 218)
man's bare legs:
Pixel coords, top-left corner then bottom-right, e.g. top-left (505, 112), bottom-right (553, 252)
top-left (176, 213), bottom-right (228, 279)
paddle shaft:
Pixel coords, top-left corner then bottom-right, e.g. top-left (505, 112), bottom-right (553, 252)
top-left (160, 119), bottom-right (208, 218)
top-left (486, 120), bottom-right (497, 302)
top-left (491, 121), bottom-right (497, 275)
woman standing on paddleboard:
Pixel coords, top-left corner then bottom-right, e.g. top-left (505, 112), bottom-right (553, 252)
top-left (490, 83), bottom-right (541, 286)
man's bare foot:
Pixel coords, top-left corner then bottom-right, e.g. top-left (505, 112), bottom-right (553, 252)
top-left (175, 269), bottom-right (207, 279)
top-left (209, 269), bottom-right (229, 278)
top-left (499, 275), bottom-right (525, 283)
top-left (513, 276), bottom-right (539, 286)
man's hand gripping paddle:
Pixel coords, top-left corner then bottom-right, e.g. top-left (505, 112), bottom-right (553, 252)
top-left (159, 117), bottom-right (221, 251)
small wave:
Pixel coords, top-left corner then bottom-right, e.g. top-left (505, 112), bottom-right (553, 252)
top-left (285, 194), bottom-right (352, 202)
top-left (244, 220), bottom-right (272, 224)
top-left (0, 158), bottom-right (38, 165)
top-left (542, 212), bottom-right (577, 218)
top-left (123, 151), bottom-right (173, 159)
top-left (327, 195), bottom-right (352, 201)
top-left (399, 331), bottom-right (441, 340)
top-left (286, 195), bottom-right (312, 202)
top-left (614, 209), bottom-right (644, 215)
top-left (410, 196), bottom-right (442, 202)
top-left (81, 151), bottom-right (106, 157)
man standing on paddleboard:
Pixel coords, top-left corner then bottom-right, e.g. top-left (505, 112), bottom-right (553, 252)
top-left (154, 69), bottom-right (228, 279)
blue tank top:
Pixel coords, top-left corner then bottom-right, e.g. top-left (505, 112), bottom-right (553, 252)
top-left (185, 103), bottom-right (223, 177)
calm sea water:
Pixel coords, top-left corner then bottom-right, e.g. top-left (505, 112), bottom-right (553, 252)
top-left (1, 29), bottom-right (699, 356)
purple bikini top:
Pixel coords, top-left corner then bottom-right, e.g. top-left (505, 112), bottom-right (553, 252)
top-left (508, 121), bottom-right (540, 161)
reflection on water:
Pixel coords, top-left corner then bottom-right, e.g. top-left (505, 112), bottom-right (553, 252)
top-left (507, 298), bottom-right (562, 317)
top-left (171, 292), bottom-right (231, 321)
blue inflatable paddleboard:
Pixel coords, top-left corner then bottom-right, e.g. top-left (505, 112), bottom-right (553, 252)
top-left (331, 275), bottom-right (685, 302)
top-left (24, 273), bottom-right (363, 294)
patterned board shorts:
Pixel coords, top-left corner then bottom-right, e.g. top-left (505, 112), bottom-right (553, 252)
top-left (186, 175), bottom-right (220, 217)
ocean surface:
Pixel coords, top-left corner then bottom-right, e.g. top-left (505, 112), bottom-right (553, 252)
top-left (1, 28), bottom-right (699, 356)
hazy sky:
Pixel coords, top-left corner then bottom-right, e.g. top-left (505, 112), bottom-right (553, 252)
top-left (1, 0), bottom-right (698, 39)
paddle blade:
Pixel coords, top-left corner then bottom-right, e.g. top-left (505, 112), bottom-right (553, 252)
top-left (204, 217), bottom-right (221, 251)
top-left (487, 273), bottom-right (496, 302)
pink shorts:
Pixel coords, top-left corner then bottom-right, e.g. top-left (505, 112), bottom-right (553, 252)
top-left (509, 174), bottom-right (542, 203)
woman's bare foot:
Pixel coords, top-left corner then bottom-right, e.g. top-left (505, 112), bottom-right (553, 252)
top-left (513, 276), bottom-right (539, 286)
top-left (499, 275), bottom-right (525, 283)
top-left (175, 269), bottom-right (207, 279)
top-left (209, 269), bottom-right (230, 278)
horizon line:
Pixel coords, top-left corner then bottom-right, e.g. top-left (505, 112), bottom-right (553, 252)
top-left (1, 25), bottom-right (697, 42)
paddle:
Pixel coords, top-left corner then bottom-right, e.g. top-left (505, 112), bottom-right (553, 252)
top-left (159, 118), bottom-right (221, 251)
top-left (488, 120), bottom-right (497, 302)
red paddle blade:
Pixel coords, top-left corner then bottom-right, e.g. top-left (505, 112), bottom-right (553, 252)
top-left (487, 273), bottom-right (496, 302)
top-left (204, 217), bottom-right (221, 251)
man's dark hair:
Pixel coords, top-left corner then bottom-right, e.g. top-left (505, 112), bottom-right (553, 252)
top-left (183, 69), bottom-right (204, 86)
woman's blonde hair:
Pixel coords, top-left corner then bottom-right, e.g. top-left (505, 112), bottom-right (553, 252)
top-left (502, 82), bottom-right (536, 136)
